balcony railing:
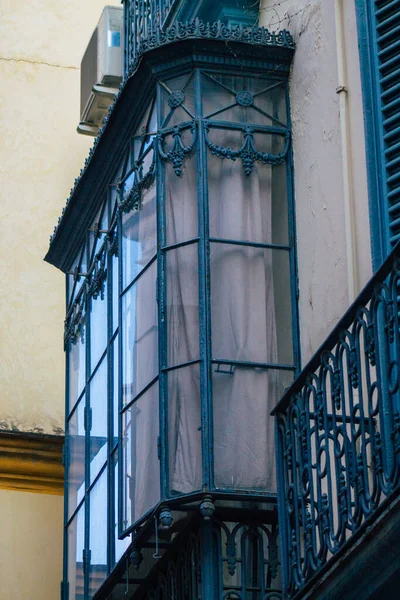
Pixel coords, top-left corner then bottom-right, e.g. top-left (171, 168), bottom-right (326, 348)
top-left (274, 245), bottom-right (400, 598)
top-left (124, 0), bottom-right (178, 70)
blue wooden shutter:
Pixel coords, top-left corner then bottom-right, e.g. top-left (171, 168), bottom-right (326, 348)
top-left (375, 0), bottom-right (400, 247)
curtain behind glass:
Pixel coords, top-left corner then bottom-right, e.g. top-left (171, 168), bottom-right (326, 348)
top-left (165, 154), bottom-right (202, 494)
top-left (208, 118), bottom-right (278, 492)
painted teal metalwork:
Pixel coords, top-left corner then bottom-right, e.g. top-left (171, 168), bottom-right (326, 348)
top-left (204, 122), bottom-right (290, 176)
top-left (274, 243), bottom-right (400, 598)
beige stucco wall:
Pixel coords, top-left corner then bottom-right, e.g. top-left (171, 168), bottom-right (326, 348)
top-left (0, 0), bottom-right (120, 434)
top-left (0, 489), bottom-right (63, 599)
top-left (260, 0), bottom-right (372, 364)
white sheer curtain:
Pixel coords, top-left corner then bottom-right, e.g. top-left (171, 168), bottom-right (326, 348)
top-left (165, 125), bottom-right (279, 493)
top-left (165, 158), bottom-right (203, 494)
top-left (209, 151), bottom-right (278, 492)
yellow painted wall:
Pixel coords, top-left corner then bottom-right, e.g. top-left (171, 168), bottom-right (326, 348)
top-left (0, 0), bottom-right (120, 434)
top-left (0, 3), bottom-right (120, 599)
top-left (0, 489), bottom-right (63, 599)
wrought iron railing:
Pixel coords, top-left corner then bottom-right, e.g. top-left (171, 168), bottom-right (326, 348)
top-left (124, 0), bottom-right (178, 70)
top-left (274, 245), bottom-right (400, 598)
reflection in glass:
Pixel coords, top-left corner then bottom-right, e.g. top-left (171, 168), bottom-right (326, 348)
top-left (113, 336), bottom-right (119, 442)
top-left (112, 253), bottom-right (119, 335)
top-left (90, 283), bottom-right (108, 372)
top-left (168, 364), bottom-right (201, 494)
top-left (210, 244), bottom-right (293, 365)
top-left (113, 451), bottom-right (130, 564)
top-left (67, 503), bottom-right (85, 600)
top-left (122, 182), bottom-right (156, 290)
top-left (89, 358), bottom-right (108, 484)
top-left (68, 332), bottom-right (86, 410)
top-left (122, 260), bottom-right (158, 405)
top-left (167, 244), bottom-right (199, 367)
top-left (122, 383), bottom-right (160, 528)
top-left (67, 399), bottom-right (86, 520)
top-left (89, 470), bottom-right (108, 596)
top-left (213, 365), bottom-right (293, 492)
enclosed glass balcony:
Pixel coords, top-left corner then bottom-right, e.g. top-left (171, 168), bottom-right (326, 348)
top-left (47, 26), bottom-right (296, 600)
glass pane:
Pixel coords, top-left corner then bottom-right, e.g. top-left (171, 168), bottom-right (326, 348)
top-left (212, 366), bottom-right (293, 491)
top-left (208, 137), bottom-right (288, 245)
top-left (210, 244), bottom-right (293, 365)
top-left (161, 71), bottom-right (195, 126)
top-left (254, 81), bottom-right (287, 125)
top-left (132, 101), bottom-right (154, 161)
top-left (89, 470), bottom-right (108, 597)
top-left (112, 252), bottom-right (119, 335)
top-left (113, 451), bottom-right (131, 564)
top-left (202, 73), bottom-right (286, 126)
top-left (167, 244), bottom-right (199, 367)
top-left (113, 336), bottom-right (119, 443)
top-left (69, 246), bottom-right (88, 304)
top-left (90, 284), bottom-right (108, 373)
top-left (67, 503), bottom-right (85, 600)
top-left (166, 157), bottom-right (198, 246)
top-left (202, 73), bottom-right (235, 117)
top-left (89, 217), bottom-right (108, 267)
top-left (67, 398), bottom-right (86, 520)
top-left (122, 382), bottom-right (160, 528)
top-left (168, 363), bottom-right (201, 494)
top-left (122, 182), bottom-right (156, 289)
top-left (68, 331), bottom-right (86, 412)
top-left (122, 260), bottom-right (158, 406)
top-left (162, 72), bottom-right (195, 115)
top-left (271, 162), bottom-right (289, 246)
top-left (68, 247), bottom-right (85, 305)
top-left (89, 358), bottom-right (108, 484)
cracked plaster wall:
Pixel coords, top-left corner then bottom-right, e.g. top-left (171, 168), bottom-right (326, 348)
top-left (260, 0), bottom-right (372, 364)
top-left (0, 1), bottom-right (120, 437)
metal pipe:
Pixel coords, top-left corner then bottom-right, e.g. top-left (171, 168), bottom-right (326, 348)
top-left (334, 0), bottom-right (359, 301)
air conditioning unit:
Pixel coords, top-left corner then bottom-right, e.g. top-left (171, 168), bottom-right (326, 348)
top-left (78, 6), bottom-right (123, 136)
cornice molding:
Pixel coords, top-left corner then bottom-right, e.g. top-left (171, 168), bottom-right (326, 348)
top-left (0, 430), bottom-right (64, 495)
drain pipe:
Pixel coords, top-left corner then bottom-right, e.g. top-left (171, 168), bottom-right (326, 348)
top-left (334, 0), bottom-right (359, 302)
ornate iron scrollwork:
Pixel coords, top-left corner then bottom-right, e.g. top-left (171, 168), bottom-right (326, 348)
top-left (118, 150), bottom-right (156, 214)
top-left (204, 122), bottom-right (290, 176)
top-left (158, 122), bottom-right (197, 176)
top-left (275, 245), bottom-right (400, 597)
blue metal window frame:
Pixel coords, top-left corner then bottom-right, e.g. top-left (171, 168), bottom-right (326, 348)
top-left (63, 186), bottom-right (124, 600)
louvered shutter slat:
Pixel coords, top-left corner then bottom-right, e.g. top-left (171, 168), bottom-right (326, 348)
top-left (375, 0), bottom-right (400, 245)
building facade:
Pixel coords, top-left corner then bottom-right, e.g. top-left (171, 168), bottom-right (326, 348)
top-left (2, 0), bottom-right (400, 599)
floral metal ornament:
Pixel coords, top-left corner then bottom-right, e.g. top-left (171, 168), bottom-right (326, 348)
top-left (204, 122), bottom-right (290, 176)
top-left (236, 91), bottom-right (254, 107)
top-left (118, 153), bottom-right (156, 214)
top-left (158, 121), bottom-right (197, 175)
top-left (87, 250), bottom-right (107, 300)
top-left (168, 90), bottom-right (185, 108)
top-left (129, 19), bottom-right (295, 72)
top-left (64, 294), bottom-right (86, 346)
